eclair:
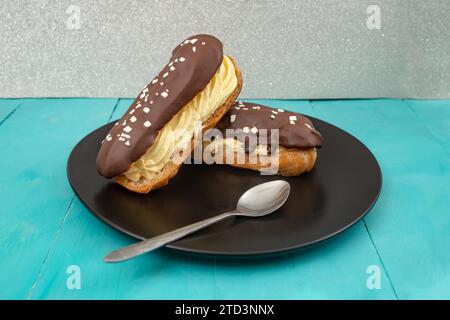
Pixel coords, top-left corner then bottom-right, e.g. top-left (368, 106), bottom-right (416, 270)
top-left (203, 102), bottom-right (323, 176)
top-left (96, 35), bottom-right (242, 193)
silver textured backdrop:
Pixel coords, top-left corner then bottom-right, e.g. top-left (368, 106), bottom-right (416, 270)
top-left (1, 0), bottom-right (449, 99)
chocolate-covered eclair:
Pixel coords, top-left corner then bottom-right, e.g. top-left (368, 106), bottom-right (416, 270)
top-left (97, 34), bottom-right (242, 193)
top-left (204, 102), bottom-right (323, 176)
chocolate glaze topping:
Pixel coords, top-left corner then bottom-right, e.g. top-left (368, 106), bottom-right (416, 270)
top-left (215, 102), bottom-right (323, 152)
top-left (97, 34), bottom-right (224, 178)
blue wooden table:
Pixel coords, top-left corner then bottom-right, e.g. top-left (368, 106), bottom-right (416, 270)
top-left (0, 98), bottom-right (449, 300)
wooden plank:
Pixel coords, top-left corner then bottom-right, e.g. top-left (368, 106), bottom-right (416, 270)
top-left (213, 223), bottom-right (393, 299)
top-left (311, 99), bottom-right (450, 299)
top-left (30, 99), bottom-right (394, 299)
top-left (0, 98), bottom-right (118, 299)
top-left (29, 198), bottom-right (216, 299)
top-left (405, 99), bottom-right (450, 153)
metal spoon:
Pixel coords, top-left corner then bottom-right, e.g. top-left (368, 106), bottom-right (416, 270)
top-left (104, 180), bottom-right (290, 263)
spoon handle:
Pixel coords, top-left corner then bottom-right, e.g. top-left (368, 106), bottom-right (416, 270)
top-left (104, 211), bottom-right (235, 263)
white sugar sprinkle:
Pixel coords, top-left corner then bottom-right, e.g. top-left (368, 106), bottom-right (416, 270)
top-left (243, 107), bottom-right (248, 110)
top-left (175, 58), bottom-right (178, 63)
top-left (160, 82), bottom-right (164, 86)
top-left (168, 62), bottom-right (173, 67)
top-left (270, 115), bottom-right (275, 119)
top-left (278, 109), bottom-right (284, 112)
top-left (163, 72), bottom-right (169, 78)
top-left (130, 116), bottom-right (137, 123)
top-left (129, 109), bottom-right (135, 114)
top-left (243, 127), bottom-right (250, 133)
top-left (230, 115), bottom-right (236, 123)
top-left (179, 57), bottom-right (186, 62)
top-left (144, 121), bottom-right (151, 128)
top-left (190, 39), bottom-right (198, 44)
top-left (252, 106), bottom-right (261, 110)
top-left (289, 116), bottom-right (297, 121)
top-left (114, 122), bottom-right (118, 126)
top-left (251, 127), bottom-right (258, 133)
top-left (170, 66), bottom-right (175, 71)
top-left (119, 137), bottom-right (125, 141)
top-left (152, 79), bottom-right (158, 84)
top-left (143, 88), bottom-right (148, 93)
top-left (143, 107), bottom-right (150, 113)
top-left (192, 47), bottom-right (196, 52)
top-left (305, 123), bottom-right (313, 130)
top-left (123, 126), bottom-right (132, 133)
top-left (161, 91), bottom-right (168, 98)
top-left (150, 101), bottom-right (154, 104)
top-left (140, 93), bottom-right (145, 99)
top-left (121, 133), bottom-right (130, 139)
top-left (125, 140), bottom-right (130, 146)
top-left (271, 110), bottom-right (278, 114)
top-left (290, 120), bottom-right (295, 125)
top-left (202, 42), bottom-right (205, 45)
top-left (122, 120), bottom-right (126, 125)
top-left (235, 107), bottom-right (241, 110)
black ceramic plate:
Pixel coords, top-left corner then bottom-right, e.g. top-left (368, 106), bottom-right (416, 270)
top-left (67, 117), bottom-right (381, 256)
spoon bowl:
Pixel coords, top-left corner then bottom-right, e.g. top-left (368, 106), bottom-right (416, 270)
top-left (236, 180), bottom-right (291, 216)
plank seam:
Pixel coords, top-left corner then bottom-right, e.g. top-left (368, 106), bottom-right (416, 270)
top-left (114, 265), bottom-right (123, 299)
top-left (107, 98), bottom-right (121, 122)
top-left (213, 258), bottom-right (218, 299)
top-left (362, 219), bottom-right (399, 299)
top-left (0, 103), bottom-right (22, 127)
top-left (26, 196), bottom-right (75, 299)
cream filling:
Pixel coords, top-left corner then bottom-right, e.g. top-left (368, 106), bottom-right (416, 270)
top-left (203, 138), bottom-right (283, 174)
top-left (208, 138), bottom-right (285, 158)
top-left (124, 56), bottom-right (238, 181)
